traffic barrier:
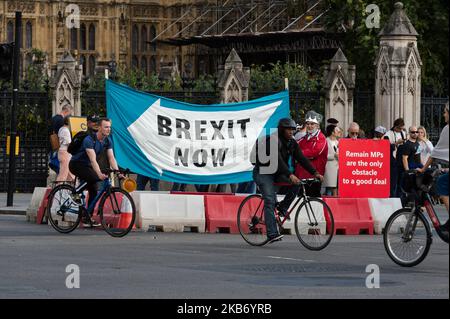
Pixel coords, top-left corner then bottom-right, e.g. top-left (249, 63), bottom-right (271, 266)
top-left (321, 198), bottom-right (374, 235)
top-left (36, 188), bottom-right (52, 224)
top-left (27, 187), bottom-right (50, 223)
top-left (204, 195), bottom-right (245, 233)
top-left (131, 191), bottom-right (205, 232)
top-left (368, 198), bottom-right (403, 234)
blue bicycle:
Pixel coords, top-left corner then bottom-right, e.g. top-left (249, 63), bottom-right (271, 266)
top-left (46, 169), bottom-right (136, 238)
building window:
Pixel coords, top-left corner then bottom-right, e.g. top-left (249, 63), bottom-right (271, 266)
top-left (25, 21), bottom-right (32, 49)
top-left (132, 25), bottom-right (139, 53)
top-left (88, 55), bottom-right (96, 76)
top-left (141, 26), bottom-right (147, 52)
top-left (89, 24), bottom-right (95, 50)
top-left (7, 21), bottom-right (14, 42)
top-left (80, 24), bottom-right (87, 50)
top-left (132, 56), bottom-right (139, 70)
top-left (70, 27), bottom-right (78, 50)
top-left (150, 25), bottom-right (157, 52)
top-left (80, 55), bottom-right (86, 76)
top-left (150, 56), bottom-right (156, 74)
top-left (141, 57), bottom-right (147, 75)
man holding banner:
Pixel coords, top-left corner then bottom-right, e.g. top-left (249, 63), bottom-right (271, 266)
top-left (251, 118), bottom-right (323, 243)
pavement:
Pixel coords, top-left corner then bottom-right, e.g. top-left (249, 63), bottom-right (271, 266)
top-left (0, 214), bottom-right (448, 299)
top-left (0, 193), bottom-right (32, 215)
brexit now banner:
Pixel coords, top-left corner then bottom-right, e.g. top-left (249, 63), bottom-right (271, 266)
top-left (106, 80), bottom-right (289, 184)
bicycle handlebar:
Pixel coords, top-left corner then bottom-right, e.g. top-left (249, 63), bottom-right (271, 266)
top-left (104, 168), bottom-right (131, 176)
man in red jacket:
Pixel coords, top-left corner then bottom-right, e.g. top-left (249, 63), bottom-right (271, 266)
top-left (295, 111), bottom-right (328, 197)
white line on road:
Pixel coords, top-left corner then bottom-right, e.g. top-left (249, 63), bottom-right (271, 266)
top-left (266, 256), bottom-right (316, 263)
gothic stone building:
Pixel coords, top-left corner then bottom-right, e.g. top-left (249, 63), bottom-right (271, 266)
top-left (0, 0), bottom-right (213, 78)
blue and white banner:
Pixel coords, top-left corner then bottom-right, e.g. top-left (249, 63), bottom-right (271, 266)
top-left (106, 80), bottom-right (289, 184)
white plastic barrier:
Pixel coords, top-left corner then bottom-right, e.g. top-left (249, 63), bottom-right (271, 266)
top-left (26, 187), bottom-right (49, 223)
top-left (276, 195), bottom-right (327, 235)
top-left (131, 191), bottom-right (206, 232)
top-left (368, 198), bottom-right (403, 234)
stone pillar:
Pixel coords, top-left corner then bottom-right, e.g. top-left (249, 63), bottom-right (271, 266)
top-left (323, 48), bottom-right (356, 132)
top-left (216, 49), bottom-right (251, 192)
top-left (49, 51), bottom-right (83, 116)
top-left (374, 2), bottom-right (422, 130)
top-left (217, 49), bottom-right (250, 103)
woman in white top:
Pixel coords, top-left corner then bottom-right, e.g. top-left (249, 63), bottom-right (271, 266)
top-left (417, 126), bottom-right (434, 166)
top-left (56, 116), bottom-right (74, 182)
top-left (323, 125), bottom-right (342, 196)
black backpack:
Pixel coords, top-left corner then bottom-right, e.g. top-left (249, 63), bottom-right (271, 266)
top-left (68, 131), bottom-right (91, 155)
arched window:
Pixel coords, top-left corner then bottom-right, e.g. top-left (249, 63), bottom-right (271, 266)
top-left (132, 56), bottom-right (139, 70)
top-left (141, 57), bottom-right (147, 75)
top-left (132, 25), bottom-right (139, 53)
top-left (80, 55), bottom-right (86, 76)
top-left (7, 21), bottom-right (14, 42)
top-left (141, 26), bottom-right (147, 52)
top-left (25, 21), bottom-right (32, 49)
top-left (150, 56), bottom-right (156, 74)
top-left (80, 24), bottom-right (87, 50)
top-left (88, 55), bottom-right (96, 76)
top-left (88, 24), bottom-right (95, 50)
top-left (70, 27), bottom-right (78, 50)
top-left (150, 25), bottom-right (157, 52)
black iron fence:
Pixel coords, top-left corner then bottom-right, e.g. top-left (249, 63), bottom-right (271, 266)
top-left (0, 90), bottom-right (51, 192)
top-left (1, 87), bottom-right (447, 193)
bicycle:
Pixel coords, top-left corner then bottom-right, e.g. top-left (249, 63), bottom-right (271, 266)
top-left (384, 168), bottom-right (449, 267)
top-left (237, 178), bottom-right (335, 250)
top-left (46, 168), bottom-right (136, 238)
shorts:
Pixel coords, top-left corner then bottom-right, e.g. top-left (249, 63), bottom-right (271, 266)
top-left (437, 172), bottom-right (449, 196)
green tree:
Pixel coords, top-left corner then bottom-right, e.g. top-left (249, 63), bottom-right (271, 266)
top-left (324, 0), bottom-right (449, 93)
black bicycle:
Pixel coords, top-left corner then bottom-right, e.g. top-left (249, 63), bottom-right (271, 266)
top-left (384, 168), bottom-right (449, 267)
top-left (237, 178), bottom-right (335, 250)
top-left (46, 168), bottom-right (136, 238)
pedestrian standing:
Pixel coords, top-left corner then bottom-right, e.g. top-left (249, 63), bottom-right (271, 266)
top-left (323, 125), bottom-right (342, 196)
top-left (56, 116), bottom-right (74, 183)
top-left (417, 126), bottom-right (434, 166)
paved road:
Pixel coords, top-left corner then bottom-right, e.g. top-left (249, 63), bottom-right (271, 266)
top-left (0, 215), bottom-right (448, 299)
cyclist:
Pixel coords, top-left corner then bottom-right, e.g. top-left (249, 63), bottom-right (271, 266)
top-left (69, 117), bottom-right (123, 225)
top-left (251, 118), bottom-right (324, 243)
top-left (419, 103), bottom-right (449, 233)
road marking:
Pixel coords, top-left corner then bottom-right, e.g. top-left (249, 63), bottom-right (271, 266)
top-left (266, 256), bottom-right (316, 263)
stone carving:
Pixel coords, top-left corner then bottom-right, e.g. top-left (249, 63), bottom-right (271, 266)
top-left (323, 48), bottom-right (355, 132)
top-left (49, 51), bottom-right (82, 116)
top-left (8, 1), bottom-right (35, 13)
top-left (217, 49), bottom-right (250, 104)
top-left (374, 2), bottom-right (422, 129)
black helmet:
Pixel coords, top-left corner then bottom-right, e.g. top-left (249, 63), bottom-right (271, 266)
top-left (278, 118), bottom-right (296, 129)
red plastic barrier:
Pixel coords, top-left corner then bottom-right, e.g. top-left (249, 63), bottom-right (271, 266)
top-left (36, 188), bottom-right (52, 224)
top-left (171, 192), bottom-right (234, 196)
top-left (204, 195), bottom-right (245, 233)
top-left (322, 198), bottom-right (374, 235)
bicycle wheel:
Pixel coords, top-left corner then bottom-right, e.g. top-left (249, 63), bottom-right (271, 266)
top-left (384, 208), bottom-right (432, 267)
top-left (294, 197), bottom-right (334, 251)
top-left (98, 188), bottom-right (136, 238)
top-left (237, 194), bottom-right (268, 246)
top-left (47, 184), bottom-right (82, 234)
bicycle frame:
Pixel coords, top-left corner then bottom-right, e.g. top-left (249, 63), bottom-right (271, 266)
top-left (277, 182), bottom-right (317, 227)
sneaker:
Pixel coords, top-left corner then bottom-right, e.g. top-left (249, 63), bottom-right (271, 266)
top-left (267, 234), bottom-right (284, 244)
top-left (82, 217), bottom-right (101, 228)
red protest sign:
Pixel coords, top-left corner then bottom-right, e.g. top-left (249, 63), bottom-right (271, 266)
top-left (338, 139), bottom-right (390, 198)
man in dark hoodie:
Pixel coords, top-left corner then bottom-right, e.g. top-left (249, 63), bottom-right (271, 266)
top-left (251, 118), bottom-right (323, 243)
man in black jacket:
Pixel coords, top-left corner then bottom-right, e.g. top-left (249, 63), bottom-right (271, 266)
top-left (251, 118), bottom-right (323, 243)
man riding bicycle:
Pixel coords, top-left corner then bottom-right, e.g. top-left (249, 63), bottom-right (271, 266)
top-left (69, 117), bottom-right (123, 225)
top-left (251, 118), bottom-right (324, 243)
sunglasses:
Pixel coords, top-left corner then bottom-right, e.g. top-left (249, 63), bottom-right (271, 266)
top-left (349, 132), bottom-right (359, 136)
top-left (409, 131), bottom-right (419, 134)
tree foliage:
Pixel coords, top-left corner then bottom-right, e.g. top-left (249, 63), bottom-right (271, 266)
top-left (324, 0), bottom-right (449, 94)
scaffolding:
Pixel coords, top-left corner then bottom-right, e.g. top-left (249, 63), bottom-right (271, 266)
top-left (154, 0), bottom-right (329, 42)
